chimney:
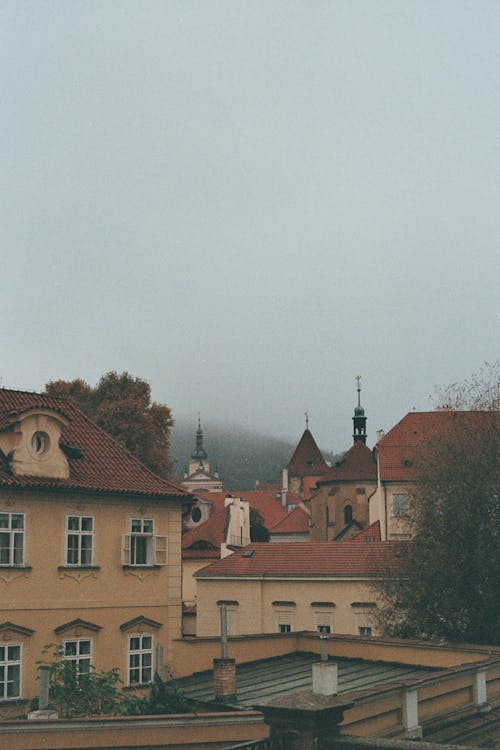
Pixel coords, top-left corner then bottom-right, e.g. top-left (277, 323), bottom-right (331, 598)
top-left (312, 635), bottom-right (338, 696)
top-left (213, 603), bottom-right (237, 702)
top-left (281, 468), bottom-right (288, 507)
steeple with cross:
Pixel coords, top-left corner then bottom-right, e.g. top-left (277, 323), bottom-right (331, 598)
top-left (352, 376), bottom-right (367, 444)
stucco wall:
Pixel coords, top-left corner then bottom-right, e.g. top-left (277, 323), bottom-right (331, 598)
top-left (0, 489), bottom-right (183, 707)
top-left (195, 577), bottom-right (380, 637)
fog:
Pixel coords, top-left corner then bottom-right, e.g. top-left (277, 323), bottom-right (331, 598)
top-left (1, 1), bottom-right (498, 452)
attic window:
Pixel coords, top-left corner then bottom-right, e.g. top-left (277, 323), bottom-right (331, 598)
top-left (242, 550), bottom-right (254, 558)
top-left (32, 432), bottom-right (50, 455)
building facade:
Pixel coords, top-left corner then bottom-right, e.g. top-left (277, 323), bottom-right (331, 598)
top-left (195, 541), bottom-right (398, 638)
top-left (0, 388), bottom-right (191, 715)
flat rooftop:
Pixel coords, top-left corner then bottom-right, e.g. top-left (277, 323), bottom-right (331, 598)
top-left (174, 651), bottom-right (439, 708)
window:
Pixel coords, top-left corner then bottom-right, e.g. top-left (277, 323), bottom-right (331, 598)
top-left (275, 610), bottom-right (294, 633)
top-left (392, 493), bottom-right (409, 517)
top-left (66, 516), bottom-right (93, 566)
top-left (312, 606), bottom-right (334, 634)
top-left (358, 626), bottom-right (373, 636)
top-left (64, 639), bottom-right (92, 676)
top-left (0, 643), bottom-right (21, 699)
top-left (344, 505), bottom-right (353, 525)
top-left (31, 431), bottom-right (50, 455)
top-left (122, 520), bottom-right (167, 566)
top-left (0, 513), bottom-right (24, 566)
top-left (128, 635), bottom-right (152, 685)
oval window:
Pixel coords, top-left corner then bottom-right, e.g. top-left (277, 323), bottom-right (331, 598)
top-left (191, 507), bottom-right (202, 523)
top-left (32, 431), bottom-right (50, 455)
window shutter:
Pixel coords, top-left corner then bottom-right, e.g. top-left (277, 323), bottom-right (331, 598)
top-left (154, 536), bottom-right (168, 566)
top-left (122, 534), bottom-right (131, 565)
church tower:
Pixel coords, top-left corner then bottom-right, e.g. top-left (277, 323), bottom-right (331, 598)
top-left (352, 375), bottom-right (367, 444)
top-left (183, 416), bottom-right (223, 493)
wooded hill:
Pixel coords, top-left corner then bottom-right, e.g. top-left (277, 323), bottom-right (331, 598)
top-left (170, 419), bottom-right (340, 491)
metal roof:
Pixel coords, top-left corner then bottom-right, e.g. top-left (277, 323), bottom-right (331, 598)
top-left (173, 652), bottom-right (438, 708)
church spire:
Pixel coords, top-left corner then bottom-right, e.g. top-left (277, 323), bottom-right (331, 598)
top-left (191, 414), bottom-right (208, 460)
top-left (352, 375), bottom-right (367, 444)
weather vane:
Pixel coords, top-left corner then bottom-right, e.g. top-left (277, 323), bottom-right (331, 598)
top-left (304, 410), bottom-right (309, 429)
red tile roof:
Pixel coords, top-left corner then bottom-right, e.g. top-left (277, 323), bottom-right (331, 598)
top-left (195, 541), bottom-right (402, 577)
top-left (377, 411), bottom-right (499, 482)
top-left (0, 388), bottom-right (190, 499)
top-left (318, 441), bottom-right (376, 483)
top-left (351, 521), bottom-right (382, 542)
top-left (235, 490), bottom-right (301, 529)
top-left (287, 429), bottom-right (329, 477)
top-left (270, 505), bottom-right (310, 534)
top-left (182, 507), bottom-right (228, 550)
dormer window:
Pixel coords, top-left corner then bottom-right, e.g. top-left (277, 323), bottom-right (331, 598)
top-left (31, 431), bottom-right (50, 455)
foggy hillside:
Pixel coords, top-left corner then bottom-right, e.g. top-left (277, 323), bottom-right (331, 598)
top-left (170, 419), bottom-right (341, 491)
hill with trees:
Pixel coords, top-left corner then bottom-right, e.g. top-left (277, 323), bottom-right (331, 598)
top-left (170, 418), bottom-right (340, 491)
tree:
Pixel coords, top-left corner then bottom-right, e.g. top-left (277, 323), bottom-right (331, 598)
top-left (36, 645), bottom-right (123, 718)
top-left (378, 364), bottom-right (500, 645)
top-left (45, 372), bottom-right (173, 478)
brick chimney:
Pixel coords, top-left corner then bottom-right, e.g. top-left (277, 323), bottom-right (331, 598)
top-left (213, 658), bottom-right (237, 702)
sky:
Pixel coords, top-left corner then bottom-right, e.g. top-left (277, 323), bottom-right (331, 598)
top-left (1, 1), bottom-right (498, 454)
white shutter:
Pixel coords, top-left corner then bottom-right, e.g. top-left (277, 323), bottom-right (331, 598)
top-left (154, 535), bottom-right (168, 566)
top-left (122, 534), bottom-right (131, 565)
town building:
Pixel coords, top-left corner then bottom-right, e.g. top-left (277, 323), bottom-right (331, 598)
top-left (0, 388), bottom-right (191, 716)
top-left (194, 540), bottom-right (397, 638)
top-left (372, 409), bottom-right (499, 540)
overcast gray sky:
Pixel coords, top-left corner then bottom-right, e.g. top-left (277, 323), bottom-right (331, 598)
top-left (1, 1), bottom-right (498, 453)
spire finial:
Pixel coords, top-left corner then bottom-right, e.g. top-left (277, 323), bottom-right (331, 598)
top-left (305, 410), bottom-right (309, 430)
top-left (355, 375), bottom-right (361, 406)
top-left (198, 412), bottom-right (201, 429)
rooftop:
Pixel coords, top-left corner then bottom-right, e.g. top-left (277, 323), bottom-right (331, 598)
top-left (195, 541), bottom-right (401, 578)
top-left (287, 429), bottom-right (329, 478)
top-left (0, 388), bottom-right (189, 499)
top-left (175, 651), bottom-right (438, 708)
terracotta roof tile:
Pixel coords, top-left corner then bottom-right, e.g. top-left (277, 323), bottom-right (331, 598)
top-left (287, 429), bottom-right (329, 477)
top-left (378, 411), bottom-right (499, 482)
top-left (318, 441), bottom-right (376, 483)
top-left (270, 505), bottom-right (310, 534)
top-left (182, 507), bottom-right (228, 549)
top-left (350, 521), bottom-right (382, 542)
top-left (195, 541), bottom-right (402, 577)
top-left (0, 388), bottom-right (189, 499)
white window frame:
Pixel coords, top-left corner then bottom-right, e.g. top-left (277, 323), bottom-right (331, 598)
top-left (0, 642), bottom-right (22, 700)
top-left (63, 638), bottom-right (92, 676)
top-left (122, 520), bottom-right (167, 566)
top-left (392, 493), bottom-right (409, 518)
top-left (127, 634), bottom-right (153, 686)
top-left (65, 515), bottom-right (94, 566)
top-left (0, 512), bottom-right (25, 567)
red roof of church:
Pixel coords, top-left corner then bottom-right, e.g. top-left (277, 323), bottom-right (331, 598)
top-left (287, 429), bottom-right (329, 477)
top-left (195, 541), bottom-right (401, 577)
top-left (0, 388), bottom-right (189, 499)
top-left (377, 411), bottom-right (498, 482)
top-left (318, 441), bottom-right (376, 483)
top-left (351, 521), bottom-right (382, 542)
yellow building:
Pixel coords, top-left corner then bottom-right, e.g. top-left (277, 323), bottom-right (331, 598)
top-left (0, 388), bottom-right (191, 716)
top-left (195, 541), bottom-right (398, 638)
